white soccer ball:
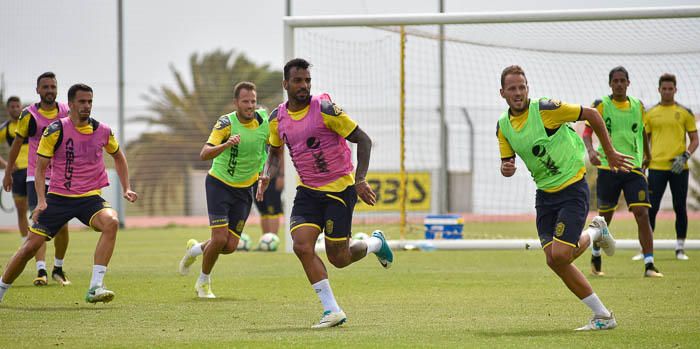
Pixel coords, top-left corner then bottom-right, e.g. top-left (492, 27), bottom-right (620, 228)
top-left (237, 233), bottom-right (251, 251)
top-left (353, 232), bottom-right (369, 241)
top-left (258, 232), bottom-right (280, 251)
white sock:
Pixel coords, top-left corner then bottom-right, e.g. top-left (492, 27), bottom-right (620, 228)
top-left (90, 265), bottom-right (108, 289)
top-left (644, 255), bottom-right (654, 264)
top-left (198, 272), bottom-right (210, 284)
top-left (54, 258), bottom-right (64, 268)
top-left (677, 239), bottom-right (685, 251)
top-left (591, 248), bottom-right (601, 257)
top-left (581, 293), bottom-right (611, 317)
top-left (585, 227), bottom-right (600, 242)
top-left (0, 277), bottom-right (11, 301)
top-left (190, 243), bottom-right (204, 257)
top-left (36, 261), bottom-right (46, 271)
top-left (312, 279), bottom-right (341, 313)
top-left (364, 236), bottom-right (383, 255)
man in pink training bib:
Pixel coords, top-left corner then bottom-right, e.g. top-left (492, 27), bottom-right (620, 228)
top-left (258, 58), bottom-right (394, 329)
top-left (0, 84), bottom-right (138, 304)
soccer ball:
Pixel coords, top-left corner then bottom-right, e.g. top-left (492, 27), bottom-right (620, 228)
top-left (353, 232), bottom-right (369, 241)
top-left (258, 232), bottom-right (280, 251)
top-left (237, 233), bottom-right (251, 251)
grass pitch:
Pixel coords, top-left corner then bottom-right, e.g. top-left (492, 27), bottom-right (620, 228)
top-left (1, 220), bottom-right (699, 348)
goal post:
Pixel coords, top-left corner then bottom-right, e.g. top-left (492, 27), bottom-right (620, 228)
top-left (281, 6), bottom-right (700, 252)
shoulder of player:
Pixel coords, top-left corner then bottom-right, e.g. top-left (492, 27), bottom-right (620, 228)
top-left (269, 107), bottom-right (279, 122)
top-left (676, 102), bottom-right (694, 115)
top-left (592, 99), bottom-right (603, 108)
top-left (320, 99), bottom-right (344, 117)
top-left (43, 120), bottom-right (63, 137)
top-left (538, 98), bottom-right (567, 111)
top-left (214, 114), bottom-right (232, 129)
top-left (0, 120), bottom-right (9, 130)
top-left (18, 108), bottom-right (33, 121)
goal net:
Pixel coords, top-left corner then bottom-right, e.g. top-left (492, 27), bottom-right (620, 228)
top-left (283, 7), bottom-right (700, 241)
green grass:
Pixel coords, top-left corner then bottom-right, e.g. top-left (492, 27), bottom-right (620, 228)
top-left (0, 221), bottom-right (699, 348)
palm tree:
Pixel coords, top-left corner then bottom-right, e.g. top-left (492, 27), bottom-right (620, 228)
top-left (127, 50), bottom-right (282, 215)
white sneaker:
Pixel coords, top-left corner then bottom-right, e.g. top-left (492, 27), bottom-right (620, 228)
top-left (311, 310), bottom-right (347, 329)
top-left (195, 279), bottom-right (215, 298)
top-left (590, 216), bottom-right (616, 257)
top-left (178, 239), bottom-right (199, 276)
top-left (676, 250), bottom-right (689, 261)
top-left (631, 252), bottom-right (644, 261)
top-left (85, 286), bottom-right (115, 304)
top-left (575, 312), bottom-right (617, 331)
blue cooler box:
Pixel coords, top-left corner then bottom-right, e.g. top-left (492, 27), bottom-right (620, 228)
top-left (424, 214), bottom-right (464, 239)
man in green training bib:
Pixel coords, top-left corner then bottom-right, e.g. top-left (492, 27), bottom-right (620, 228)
top-left (497, 65), bottom-right (633, 331)
top-left (583, 66), bottom-right (662, 278)
top-left (177, 81), bottom-right (272, 298)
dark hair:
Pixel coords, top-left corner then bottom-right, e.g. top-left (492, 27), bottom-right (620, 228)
top-left (608, 66), bottom-right (629, 83)
top-left (283, 58), bottom-right (311, 80)
top-left (36, 71), bottom-right (56, 86)
top-left (659, 73), bottom-right (676, 87)
top-left (6, 96), bottom-right (20, 106)
top-left (233, 81), bottom-right (256, 99)
top-left (500, 65), bottom-right (527, 87)
top-left (67, 83), bottom-right (93, 101)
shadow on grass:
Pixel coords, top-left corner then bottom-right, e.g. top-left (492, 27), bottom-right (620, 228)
top-left (0, 304), bottom-right (115, 311)
top-left (475, 329), bottom-right (566, 337)
top-left (183, 296), bottom-right (245, 303)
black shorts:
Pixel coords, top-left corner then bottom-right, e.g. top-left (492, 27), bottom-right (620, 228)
top-left (11, 168), bottom-right (27, 198)
top-left (535, 178), bottom-right (589, 248)
top-left (30, 194), bottom-right (111, 240)
top-left (290, 185), bottom-right (357, 240)
top-left (26, 179), bottom-right (49, 211)
top-left (252, 175), bottom-right (283, 217)
top-left (205, 175), bottom-right (253, 236)
top-left (596, 168), bottom-right (651, 212)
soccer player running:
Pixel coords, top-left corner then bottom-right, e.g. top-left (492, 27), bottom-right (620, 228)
top-left (0, 84), bottom-right (137, 304)
top-left (645, 73), bottom-right (698, 260)
top-left (497, 65), bottom-right (630, 331)
top-left (583, 66), bottom-right (662, 277)
top-left (1, 97), bottom-right (31, 244)
top-left (2, 72), bottom-right (71, 286)
top-left (258, 58), bottom-right (393, 329)
top-left (178, 82), bottom-right (272, 298)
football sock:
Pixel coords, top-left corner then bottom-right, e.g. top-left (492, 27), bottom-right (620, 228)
top-left (591, 247), bottom-right (601, 257)
top-left (676, 239), bottom-right (685, 251)
top-left (190, 243), bottom-right (204, 257)
top-left (198, 272), bottom-right (210, 284)
top-left (365, 237), bottom-right (382, 255)
top-left (36, 261), bottom-right (46, 271)
top-left (90, 265), bottom-right (107, 289)
top-left (644, 254), bottom-right (654, 265)
top-left (581, 293), bottom-right (611, 317)
top-left (54, 258), bottom-right (64, 268)
top-left (312, 279), bottom-right (341, 313)
top-left (0, 277), bottom-right (11, 301)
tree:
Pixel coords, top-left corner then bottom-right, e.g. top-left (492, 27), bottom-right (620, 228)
top-left (127, 50), bottom-right (282, 215)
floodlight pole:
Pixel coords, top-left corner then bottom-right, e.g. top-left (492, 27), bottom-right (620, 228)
top-left (438, 0), bottom-right (448, 214)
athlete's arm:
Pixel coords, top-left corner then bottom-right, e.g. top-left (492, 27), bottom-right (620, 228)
top-left (200, 135), bottom-right (240, 160)
top-left (642, 132), bottom-right (651, 171)
top-left (580, 106), bottom-right (633, 172)
top-left (110, 149), bottom-right (138, 203)
top-left (257, 145), bottom-right (282, 201)
top-left (32, 155), bottom-right (50, 222)
top-left (688, 131), bottom-right (699, 156)
top-left (2, 135), bottom-right (25, 191)
top-left (346, 126), bottom-right (377, 206)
